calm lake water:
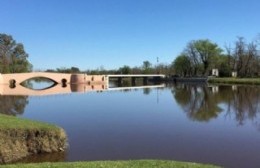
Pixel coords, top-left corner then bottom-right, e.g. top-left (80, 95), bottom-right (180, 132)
top-left (1, 81), bottom-right (260, 168)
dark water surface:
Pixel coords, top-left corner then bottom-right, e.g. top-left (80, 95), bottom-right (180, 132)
top-left (2, 83), bottom-right (260, 168)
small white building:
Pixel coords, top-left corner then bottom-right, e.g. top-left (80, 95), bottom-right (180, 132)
top-left (232, 71), bottom-right (237, 77)
top-left (212, 69), bottom-right (219, 77)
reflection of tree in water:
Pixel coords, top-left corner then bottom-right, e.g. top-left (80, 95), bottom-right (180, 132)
top-left (143, 88), bottom-right (151, 95)
top-left (0, 96), bottom-right (29, 116)
top-left (172, 84), bottom-right (260, 129)
top-left (17, 151), bottom-right (66, 163)
top-left (227, 86), bottom-right (260, 127)
top-left (172, 84), bottom-right (222, 122)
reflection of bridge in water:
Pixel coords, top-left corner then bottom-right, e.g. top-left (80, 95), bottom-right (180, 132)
top-left (0, 72), bottom-right (165, 96)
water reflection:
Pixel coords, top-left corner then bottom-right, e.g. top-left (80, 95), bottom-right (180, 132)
top-left (0, 82), bottom-right (260, 128)
top-left (171, 84), bottom-right (260, 127)
top-left (0, 96), bottom-right (28, 116)
top-left (225, 85), bottom-right (260, 127)
top-left (143, 88), bottom-right (151, 95)
top-left (2, 83), bottom-right (260, 125)
top-left (172, 83), bottom-right (222, 122)
top-left (20, 78), bottom-right (56, 90)
top-left (1, 83), bottom-right (260, 167)
top-left (15, 152), bottom-right (66, 163)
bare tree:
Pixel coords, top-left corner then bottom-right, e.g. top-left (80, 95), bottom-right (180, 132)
top-left (232, 37), bottom-right (259, 77)
top-left (185, 41), bottom-right (201, 76)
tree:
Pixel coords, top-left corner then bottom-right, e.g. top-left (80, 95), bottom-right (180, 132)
top-left (118, 65), bottom-right (131, 74)
top-left (181, 40), bottom-right (222, 76)
top-left (0, 33), bottom-right (32, 73)
top-left (131, 66), bottom-right (142, 74)
top-left (71, 67), bottom-right (80, 73)
top-left (142, 60), bottom-right (152, 74)
top-left (228, 37), bottom-right (260, 77)
top-left (185, 41), bottom-right (201, 76)
top-left (56, 66), bottom-right (81, 73)
top-left (193, 40), bottom-right (222, 75)
top-left (156, 63), bottom-right (171, 76)
top-left (214, 55), bottom-right (232, 77)
top-left (172, 54), bottom-right (191, 76)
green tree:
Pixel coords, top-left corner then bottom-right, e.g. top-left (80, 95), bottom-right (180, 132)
top-left (181, 39), bottom-right (222, 76)
top-left (0, 33), bottom-right (32, 73)
top-left (71, 67), bottom-right (80, 73)
top-left (212, 55), bottom-right (231, 77)
top-left (156, 63), bottom-right (171, 75)
top-left (193, 39), bottom-right (222, 75)
top-left (184, 41), bottom-right (202, 76)
top-left (142, 60), bottom-right (152, 74)
top-left (172, 54), bottom-right (191, 76)
top-left (118, 65), bottom-right (131, 74)
top-left (56, 67), bottom-right (81, 73)
top-left (56, 67), bottom-right (69, 73)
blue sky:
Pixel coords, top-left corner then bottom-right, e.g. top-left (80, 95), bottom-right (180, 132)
top-left (1, 0), bottom-right (259, 70)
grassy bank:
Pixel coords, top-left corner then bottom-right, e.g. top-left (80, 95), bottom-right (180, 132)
top-left (208, 77), bottom-right (260, 85)
top-left (0, 160), bottom-right (221, 168)
top-left (0, 114), bottom-right (67, 163)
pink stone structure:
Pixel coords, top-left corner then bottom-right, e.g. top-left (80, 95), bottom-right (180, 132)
top-left (0, 72), bottom-right (106, 85)
top-left (0, 72), bottom-right (107, 96)
top-left (0, 72), bottom-right (165, 96)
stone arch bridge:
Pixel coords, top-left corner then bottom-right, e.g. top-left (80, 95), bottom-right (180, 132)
top-left (0, 72), bottom-right (106, 85)
top-left (0, 72), bottom-right (165, 96)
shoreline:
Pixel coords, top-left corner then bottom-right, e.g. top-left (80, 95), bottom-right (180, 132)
top-left (0, 160), bottom-right (220, 168)
top-left (208, 77), bottom-right (260, 85)
top-left (0, 114), bottom-right (67, 164)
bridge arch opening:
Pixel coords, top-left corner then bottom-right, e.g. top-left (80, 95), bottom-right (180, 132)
top-left (61, 79), bottom-right (67, 88)
top-left (9, 79), bottom-right (16, 89)
top-left (20, 77), bottom-right (58, 90)
top-left (20, 77), bottom-right (59, 85)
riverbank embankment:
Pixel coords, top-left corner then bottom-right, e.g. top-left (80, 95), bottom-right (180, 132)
top-left (0, 114), bottom-right (67, 163)
top-left (208, 77), bottom-right (260, 85)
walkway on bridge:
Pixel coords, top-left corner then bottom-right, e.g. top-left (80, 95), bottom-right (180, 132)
top-left (106, 74), bottom-right (165, 77)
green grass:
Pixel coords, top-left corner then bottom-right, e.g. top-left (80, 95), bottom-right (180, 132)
top-left (0, 114), bottom-right (59, 131)
top-left (0, 160), bottom-right (221, 168)
top-left (208, 77), bottom-right (260, 85)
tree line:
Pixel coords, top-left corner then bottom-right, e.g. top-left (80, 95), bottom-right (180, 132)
top-left (85, 36), bottom-right (260, 78)
top-left (1, 33), bottom-right (259, 77)
top-left (173, 37), bottom-right (260, 77)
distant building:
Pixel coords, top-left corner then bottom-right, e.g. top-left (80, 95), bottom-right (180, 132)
top-left (232, 71), bottom-right (237, 77)
top-left (212, 69), bottom-right (219, 77)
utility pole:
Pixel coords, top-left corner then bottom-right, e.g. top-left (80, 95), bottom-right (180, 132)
top-left (156, 57), bottom-right (159, 74)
